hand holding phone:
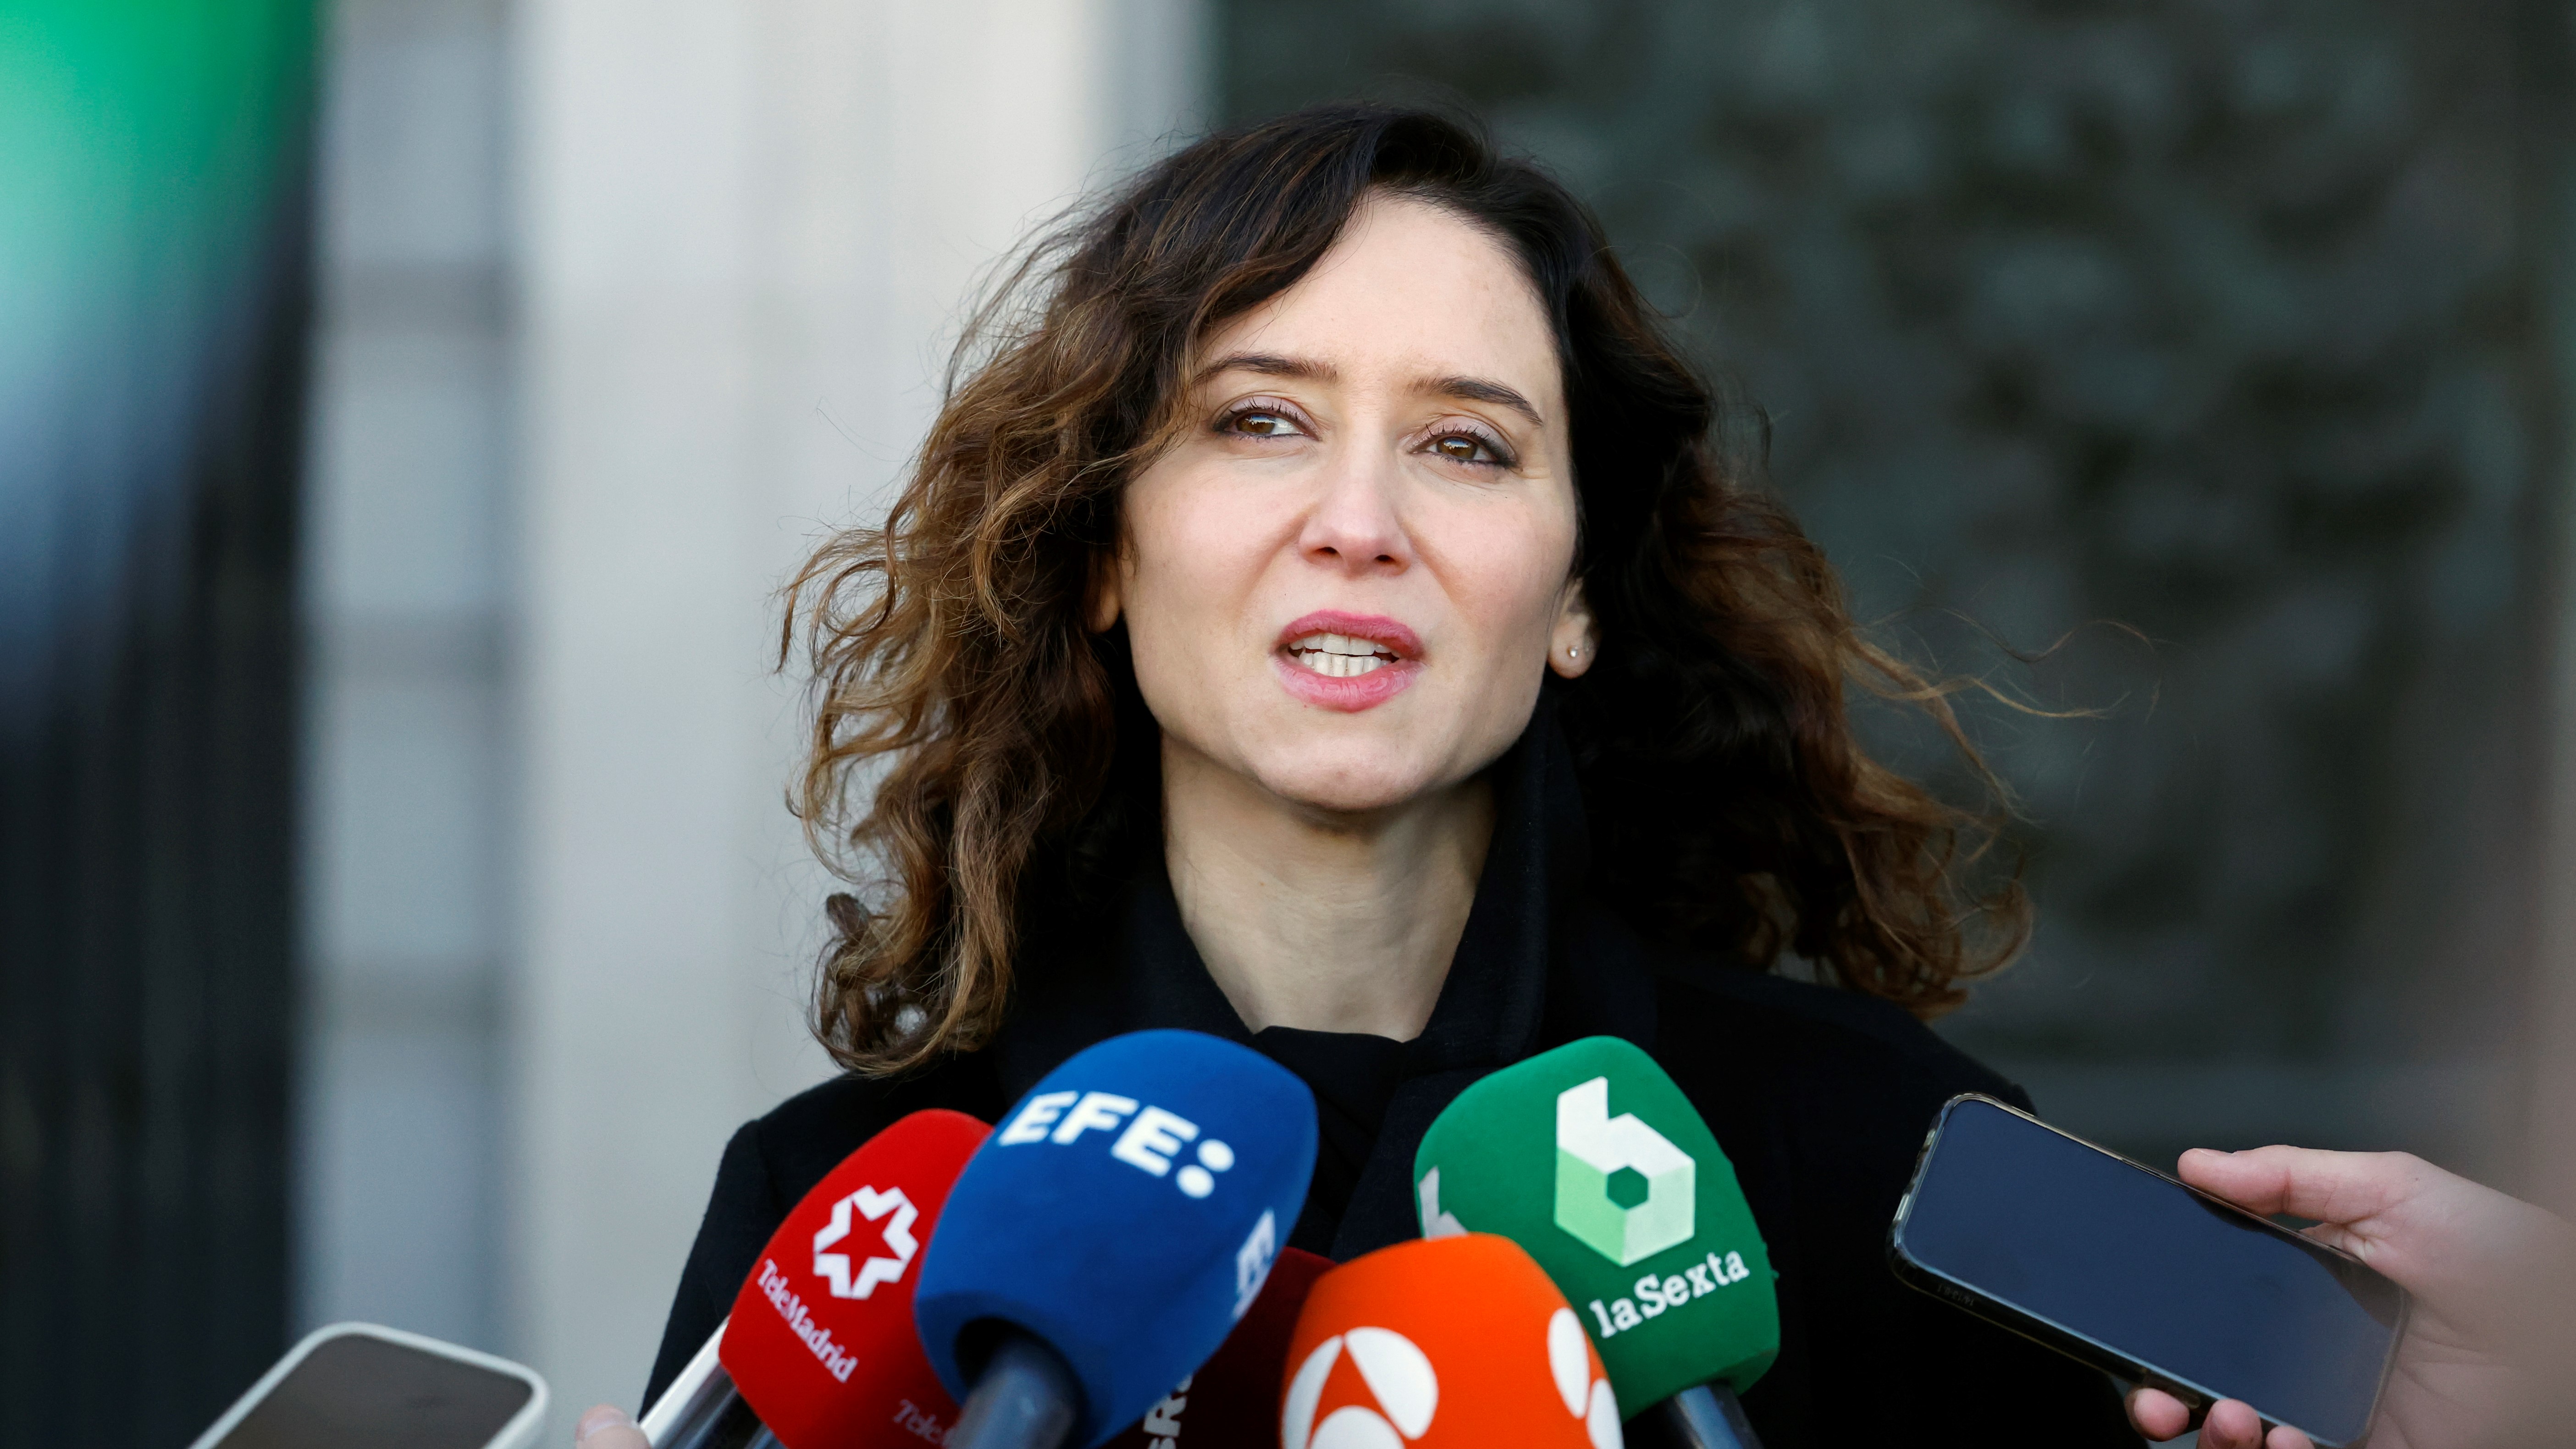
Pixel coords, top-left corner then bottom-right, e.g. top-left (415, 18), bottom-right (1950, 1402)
top-left (2126, 1145), bottom-right (2576, 1449)
top-left (1891, 1097), bottom-right (2409, 1448)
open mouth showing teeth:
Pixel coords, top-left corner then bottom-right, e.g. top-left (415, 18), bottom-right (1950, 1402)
top-left (1284, 632), bottom-right (1403, 678)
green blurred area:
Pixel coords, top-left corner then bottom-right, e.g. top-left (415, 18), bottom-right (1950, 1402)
top-left (1, 4), bottom-right (315, 1446)
top-left (0, 1), bottom-right (313, 395)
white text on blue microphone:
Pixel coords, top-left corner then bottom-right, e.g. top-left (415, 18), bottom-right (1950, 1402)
top-left (996, 1090), bottom-right (1240, 1199)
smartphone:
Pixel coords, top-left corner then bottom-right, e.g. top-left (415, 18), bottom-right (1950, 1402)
top-left (1887, 1095), bottom-right (2405, 1448)
top-left (188, 1322), bottom-right (550, 1449)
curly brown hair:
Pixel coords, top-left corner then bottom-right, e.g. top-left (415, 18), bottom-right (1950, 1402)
top-left (783, 104), bottom-right (2028, 1076)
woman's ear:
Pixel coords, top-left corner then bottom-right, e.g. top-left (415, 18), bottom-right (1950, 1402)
top-left (1084, 544), bottom-right (1123, 634)
top-left (1548, 580), bottom-right (1598, 679)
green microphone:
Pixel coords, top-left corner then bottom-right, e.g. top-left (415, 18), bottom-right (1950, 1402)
top-left (1413, 1036), bottom-right (1778, 1449)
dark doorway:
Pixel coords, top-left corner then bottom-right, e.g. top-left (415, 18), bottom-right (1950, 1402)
top-left (0, 6), bottom-right (319, 1443)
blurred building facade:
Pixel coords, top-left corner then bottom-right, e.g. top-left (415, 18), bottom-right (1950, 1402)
top-left (300, 0), bottom-right (1207, 1438)
top-left (300, 0), bottom-right (514, 1356)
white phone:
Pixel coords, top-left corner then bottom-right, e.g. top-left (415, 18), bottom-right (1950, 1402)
top-left (188, 1322), bottom-right (551, 1449)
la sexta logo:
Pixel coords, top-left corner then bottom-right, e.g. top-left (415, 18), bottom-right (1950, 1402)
top-left (813, 1184), bottom-right (918, 1300)
top-left (1553, 1077), bottom-right (1694, 1267)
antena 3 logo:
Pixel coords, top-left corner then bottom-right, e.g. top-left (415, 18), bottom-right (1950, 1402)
top-left (1282, 1310), bottom-right (1620, 1449)
top-left (813, 1185), bottom-right (917, 1299)
top-left (1553, 1077), bottom-right (1693, 1266)
top-left (996, 1090), bottom-right (1239, 1199)
top-left (1282, 1326), bottom-right (1437, 1449)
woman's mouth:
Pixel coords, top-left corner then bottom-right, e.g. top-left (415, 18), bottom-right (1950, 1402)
top-left (1283, 631), bottom-right (1402, 678)
top-left (1271, 612), bottom-right (1423, 711)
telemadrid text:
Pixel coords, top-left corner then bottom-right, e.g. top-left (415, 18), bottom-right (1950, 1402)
top-left (757, 1256), bottom-right (860, 1383)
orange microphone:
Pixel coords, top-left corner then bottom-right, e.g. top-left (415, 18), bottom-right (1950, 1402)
top-left (1280, 1233), bottom-right (1622, 1449)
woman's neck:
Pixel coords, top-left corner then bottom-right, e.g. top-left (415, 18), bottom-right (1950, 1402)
top-left (1161, 738), bottom-right (1495, 1041)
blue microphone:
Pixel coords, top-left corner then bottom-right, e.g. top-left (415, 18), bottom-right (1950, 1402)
top-left (911, 1029), bottom-right (1318, 1449)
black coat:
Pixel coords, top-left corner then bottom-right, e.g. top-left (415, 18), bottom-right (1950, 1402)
top-left (644, 708), bottom-right (2142, 1446)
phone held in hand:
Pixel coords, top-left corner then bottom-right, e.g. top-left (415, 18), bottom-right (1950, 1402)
top-left (188, 1322), bottom-right (550, 1449)
top-left (1887, 1095), bottom-right (2406, 1449)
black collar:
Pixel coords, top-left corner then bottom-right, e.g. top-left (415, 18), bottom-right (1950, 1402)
top-left (989, 689), bottom-right (1658, 1256)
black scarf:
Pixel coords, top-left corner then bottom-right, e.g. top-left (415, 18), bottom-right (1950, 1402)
top-left (989, 690), bottom-right (1658, 1257)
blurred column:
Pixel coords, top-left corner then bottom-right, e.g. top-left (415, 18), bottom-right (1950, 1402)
top-left (299, 0), bottom-right (513, 1346)
top-left (510, 0), bottom-right (1205, 1427)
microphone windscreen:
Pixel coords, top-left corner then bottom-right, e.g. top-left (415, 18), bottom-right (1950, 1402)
top-left (1411, 1036), bottom-right (1778, 1410)
top-left (1282, 1233), bottom-right (1620, 1449)
top-left (719, 1108), bottom-right (989, 1449)
top-left (1100, 1246), bottom-right (1332, 1448)
top-left (912, 1029), bottom-right (1319, 1447)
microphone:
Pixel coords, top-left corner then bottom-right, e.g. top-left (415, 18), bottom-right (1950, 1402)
top-left (911, 1029), bottom-right (1320, 1449)
top-left (1411, 1036), bottom-right (1777, 1449)
top-left (640, 1108), bottom-right (990, 1449)
top-left (1101, 1246), bottom-right (1332, 1447)
top-left (1281, 1232), bottom-right (1623, 1448)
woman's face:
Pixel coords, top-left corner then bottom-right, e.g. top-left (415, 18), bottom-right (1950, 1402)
top-left (1100, 193), bottom-right (1594, 816)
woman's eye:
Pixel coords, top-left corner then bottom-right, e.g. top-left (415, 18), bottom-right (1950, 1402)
top-left (1226, 409), bottom-right (1297, 437)
top-left (1428, 431), bottom-right (1507, 466)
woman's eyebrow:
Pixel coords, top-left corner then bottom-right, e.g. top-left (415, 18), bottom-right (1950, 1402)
top-left (1194, 351), bottom-right (1337, 386)
top-left (1419, 374), bottom-right (1543, 427)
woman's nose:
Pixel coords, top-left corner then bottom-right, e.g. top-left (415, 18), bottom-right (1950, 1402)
top-left (1296, 446), bottom-right (1410, 575)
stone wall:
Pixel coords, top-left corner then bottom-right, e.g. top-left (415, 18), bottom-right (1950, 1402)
top-left (1225, 0), bottom-right (2566, 1179)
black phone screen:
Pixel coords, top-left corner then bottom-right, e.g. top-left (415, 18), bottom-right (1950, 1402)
top-left (1894, 1097), bottom-right (2403, 1445)
top-left (213, 1333), bottom-right (534, 1449)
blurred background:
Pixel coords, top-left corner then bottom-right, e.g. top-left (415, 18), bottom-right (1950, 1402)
top-left (5, 0), bottom-right (2573, 1443)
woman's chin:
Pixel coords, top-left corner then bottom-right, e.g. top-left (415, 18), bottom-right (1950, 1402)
top-left (1249, 753), bottom-right (1458, 819)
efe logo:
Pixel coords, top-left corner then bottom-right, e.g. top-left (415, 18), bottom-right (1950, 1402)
top-left (1136, 1372), bottom-right (1193, 1443)
top-left (813, 1185), bottom-right (918, 1300)
top-left (1233, 1209), bottom-right (1279, 1318)
top-left (997, 1089), bottom-right (1238, 1198)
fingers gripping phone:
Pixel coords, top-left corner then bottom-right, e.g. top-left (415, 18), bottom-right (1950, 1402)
top-left (188, 1322), bottom-right (550, 1449)
top-left (1888, 1095), bottom-right (2406, 1448)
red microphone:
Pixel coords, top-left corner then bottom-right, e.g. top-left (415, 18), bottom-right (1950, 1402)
top-left (1101, 1247), bottom-right (1332, 1447)
top-left (641, 1110), bottom-right (988, 1449)
top-left (1282, 1233), bottom-right (1622, 1449)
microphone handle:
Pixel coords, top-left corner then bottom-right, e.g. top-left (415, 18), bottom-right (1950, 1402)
top-left (1630, 1382), bottom-right (1764, 1449)
top-left (644, 1373), bottom-right (768, 1449)
top-left (638, 1324), bottom-right (772, 1449)
top-left (946, 1330), bottom-right (1083, 1449)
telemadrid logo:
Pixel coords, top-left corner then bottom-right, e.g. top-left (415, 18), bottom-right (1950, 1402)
top-left (812, 1184), bottom-right (917, 1300)
top-left (1553, 1077), bottom-right (1694, 1267)
top-left (1279, 1310), bottom-right (1620, 1449)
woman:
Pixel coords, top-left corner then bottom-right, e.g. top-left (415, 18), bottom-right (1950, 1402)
top-left (624, 105), bottom-right (2140, 1443)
